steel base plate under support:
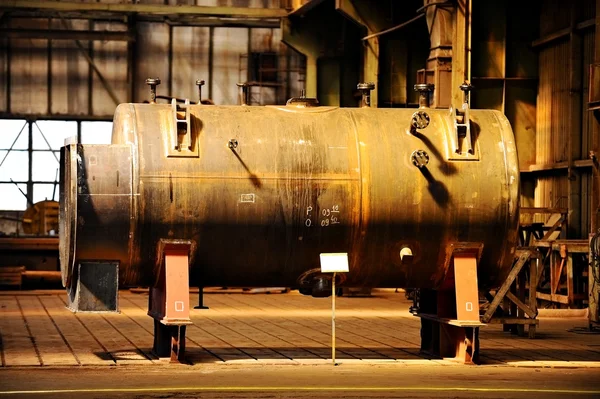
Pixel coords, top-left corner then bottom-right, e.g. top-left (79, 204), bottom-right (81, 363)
top-left (153, 319), bottom-right (187, 363)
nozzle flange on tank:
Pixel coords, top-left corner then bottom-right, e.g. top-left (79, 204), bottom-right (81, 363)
top-left (411, 84), bottom-right (434, 133)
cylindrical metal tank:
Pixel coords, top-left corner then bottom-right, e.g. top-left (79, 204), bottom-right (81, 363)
top-left (60, 102), bottom-right (519, 291)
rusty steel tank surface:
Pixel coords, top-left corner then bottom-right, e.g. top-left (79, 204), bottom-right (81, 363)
top-left (59, 103), bottom-right (519, 291)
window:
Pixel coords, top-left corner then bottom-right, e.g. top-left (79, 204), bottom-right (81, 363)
top-left (0, 119), bottom-right (112, 211)
top-left (0, 120), bottom-right (29, 210)
top-left (249, 52), bottom-right (278, 84)
top-left (81, 121), bottom-right (112, 145)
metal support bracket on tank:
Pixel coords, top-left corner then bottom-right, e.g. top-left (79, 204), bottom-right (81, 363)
top-left (166, 98), bottom-right (199, 158)
top-left (448, 82), bottom-right (479, 161)
top-left (148, 239), bottom-right (193, 363)
top-left (414, 243), bottom-right (484, 364)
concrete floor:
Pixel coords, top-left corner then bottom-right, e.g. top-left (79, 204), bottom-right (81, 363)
top-left (1, 289), bottom-right (600, 398)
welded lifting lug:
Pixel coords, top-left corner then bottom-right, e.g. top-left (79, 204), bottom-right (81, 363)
top-left (166, 98), bottom-right (199, 158)
top-left (172, 98), bottom-right (191, 151)
top-left (450, 82), bottom-right (474, 155)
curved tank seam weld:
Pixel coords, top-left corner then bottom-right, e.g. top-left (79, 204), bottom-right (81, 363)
top-left (347, 109), bottom-right (363, 276)
top-left (127, 103), bottom-right (140, 285)
top-left (495, 111), bottom-right (517, 277)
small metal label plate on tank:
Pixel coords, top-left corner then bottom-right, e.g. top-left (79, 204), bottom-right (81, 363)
top-left (240, 193), bottom-right (255, 203)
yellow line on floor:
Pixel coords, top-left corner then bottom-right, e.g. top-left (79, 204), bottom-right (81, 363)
top-left (0, 387), bottom-right (599, 395)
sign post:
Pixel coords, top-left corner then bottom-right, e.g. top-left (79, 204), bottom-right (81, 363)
top-left (319, 253), bottom-right (349, 366)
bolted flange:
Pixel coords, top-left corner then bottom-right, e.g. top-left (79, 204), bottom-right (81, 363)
top-left (411, 150), bottom-right (430, 168)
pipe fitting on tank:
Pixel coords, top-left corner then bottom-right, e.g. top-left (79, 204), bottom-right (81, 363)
top-left (414, 83), bottom-right (434, 109)
top-left (460, 81), bottom-right (473, 107)
top-left (145, 78), bottom-right (161, 104)
top-left (410, 84), bottom-right (434, 134)
top-left (237, 82), bottom-right (249, 106)
top-left (196, 79), bottom-right (205, 104)
top-left (357, 82), bottom-right (375, 108)
top-left (286, 89), bottom-right (320, 108)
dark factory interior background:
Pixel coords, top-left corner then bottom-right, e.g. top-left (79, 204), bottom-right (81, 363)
top-left (1, 0), bottom-right (600, 398)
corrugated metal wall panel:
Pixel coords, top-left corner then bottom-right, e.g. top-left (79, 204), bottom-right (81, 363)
top-left (49, 19), bottom-right (90, 115)
top-left (91, 22), bottom-right (129, 115)
top-left (134, 23), bottom-right (170, 103)
top-left (212, 27), bottom-right (249, 105)
top-left (551, 39), bottom-right (570, 164)
top-left (535, 175), bottom-right (569, 209)
top-left (172, 26), bottom-right (210, 101)
top-left (9, 18), bottom-right (49, 115)
top-left (581, 0), bottom-right (596, 20)
top-left (0, 37), bottom-right (7, 113)
top-left (536, 47), bottom-right (550, 165)
top-left (582, 28), bottom-right (595, 156)
top-left (536, 38), bottom-right (571, 166)
top-left (539, 0), bottom-right (571, 37)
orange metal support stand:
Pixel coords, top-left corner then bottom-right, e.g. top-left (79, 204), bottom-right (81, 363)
top-left (415, 243), bottom-right (484, 364)
top-left (148, 239), bottom-right (193, 363)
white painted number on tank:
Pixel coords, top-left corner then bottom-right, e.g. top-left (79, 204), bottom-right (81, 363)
top-left (466, 302), bottom-right (473, 312)
top-left (305, 205), bottom-right (342, 228)
top-left (320, 205), bottom-right (341, 227)
top-left (175, 301), bottom-right (184, 312)
top-left (305, 206), bottom-right (313, 227)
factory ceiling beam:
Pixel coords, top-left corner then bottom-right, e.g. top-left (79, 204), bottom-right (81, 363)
top-left (0, 1), bottom-right (288, 19)
top-left (0, 28), bottom-right (134, 41)
top-left (3, 12), bottom-right (281, 28)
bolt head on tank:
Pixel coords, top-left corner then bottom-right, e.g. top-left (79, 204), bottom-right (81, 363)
top-left (145, 78), bottom-right (161, 86)
top-left (459, 81), bottom-right (474, 93)
top-left (357, 82), bottom-right (375, 91)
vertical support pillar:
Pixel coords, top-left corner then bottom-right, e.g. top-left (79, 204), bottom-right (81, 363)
top-left (589, 233), bottom-right (600, 325)
top-left (281, 18), bottom-right (320, 99)
top-left (453, 253), bottom-right (480, 322)
top-left (416, 244), bottom-right (483, 364)
top-left (568, 1), bottom-right (583, 237)
top-left (149, 239), bottom-right (193, 363)
top-left (422, 0), bottom-right (454, 108)
top-left (593, 0), bottom-right (600, 232)
top-left (194, 286), bottom-right (209, 310)
top-left (529, 255), bottom-right (538, 338)
top-left (451, 0), bottom-right (471, 111)
top-left (362, 39), bottom-right (378, 107)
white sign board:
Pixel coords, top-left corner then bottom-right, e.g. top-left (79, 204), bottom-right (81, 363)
top-left (319, 253), bottom-right (349, 273)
